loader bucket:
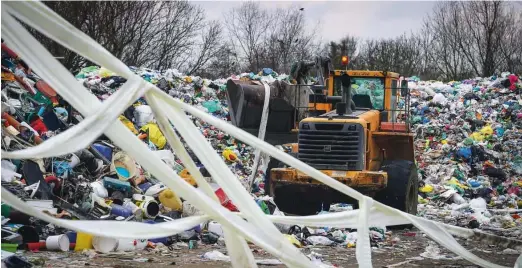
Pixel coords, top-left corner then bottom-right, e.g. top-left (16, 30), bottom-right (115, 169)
top-left (226, 80), bottom-right (297, 143)
top-left (270, 181), bottom-right (359, 215)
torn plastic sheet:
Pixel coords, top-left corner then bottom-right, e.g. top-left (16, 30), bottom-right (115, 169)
top-left (0, 2), bottom-right (510, 268)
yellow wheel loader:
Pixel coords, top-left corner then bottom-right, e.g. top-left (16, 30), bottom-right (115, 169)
top-left (227, 60), bottom-right (418, 216)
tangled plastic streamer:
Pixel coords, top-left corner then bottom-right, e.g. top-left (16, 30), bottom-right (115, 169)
top-left (0, 2), bottom-right (509, 267)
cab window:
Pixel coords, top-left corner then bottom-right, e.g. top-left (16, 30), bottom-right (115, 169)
top-left (333, 76), bottom-right (385, 110)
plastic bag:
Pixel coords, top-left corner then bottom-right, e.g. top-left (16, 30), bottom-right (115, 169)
top-left (202, 100), bottom-right (221, 113)
top-left (479, 125), bottom-right (493, 136)
top-left (306, 236), bottom-right (334, 246)
top-left (284, 234), bottom-right (302, 248)
top-left (99, 67), bottom-right (114, 78)
top-left (1, 160), bottom-right (21, 182)
top-left (203, 250), bottom-right (230, 261)
top-left (140, 122), bottom-right (167, 149)
top-left (119, 115), bottom-right (138, 135)
top-left (134, 105), bottom-right (154, 128)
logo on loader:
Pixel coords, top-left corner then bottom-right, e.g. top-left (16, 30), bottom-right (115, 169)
top-left (324, 145), bottom-right (331, 152)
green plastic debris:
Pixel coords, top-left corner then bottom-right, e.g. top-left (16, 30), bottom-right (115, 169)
top-left (257, 200), bottom-right (270, 214)
top-left (454, 169), bottom-right (465, 181)
top-left (76, 66), bottom-right (99, 78)
top-left (463, 138), bottom-right (474, 146)
top-left (202, 100), bottom-right (221, 113)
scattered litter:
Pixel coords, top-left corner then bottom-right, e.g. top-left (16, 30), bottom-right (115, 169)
top-left (420, 242), bottom-right (462, 260)
top-left (502, 248), bottom-right (520, 255)
top-left (202, 250), bottom-right (282, 265)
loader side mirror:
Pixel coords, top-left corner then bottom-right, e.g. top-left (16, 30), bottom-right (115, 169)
top-left (401, 80), bottom-right (409, 96)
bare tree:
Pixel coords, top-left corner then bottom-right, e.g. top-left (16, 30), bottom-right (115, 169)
top-left (498, 9), bottom-right (522, 74)
top-left (421, 1), bottom-right (522, 79)
top-left (457, 1), bottom-right (507, 76)
top-left (202, 42), bottom-right (240, 79)
top-left (186, 21), bottom-right (223, 75)
top-left (327, 35), bottom-right (359, 69)
top-left (120, 2), bottom-right (163, 67)
top-left (226, 2), bottom-right (274, 71)
top-left (31, 1), bottom-right (216, 73)
top-left (273, 7), bottom-right (307, 71)
top-left (225, 3), bottom-right (319, 74)
top-left (149, 2), bottom-right (205, 71)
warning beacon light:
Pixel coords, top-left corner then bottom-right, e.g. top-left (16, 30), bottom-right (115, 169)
top-left (341, 55), bottom-right (349, 66)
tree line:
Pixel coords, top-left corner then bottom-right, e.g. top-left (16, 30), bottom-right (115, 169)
top-left (326, 2), bottom-right (522, 80)
top-left (32, 1), bottom-right (522, 81)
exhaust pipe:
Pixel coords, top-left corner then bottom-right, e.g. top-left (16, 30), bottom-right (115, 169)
top-left (337, 73), bottom-right (355, 115)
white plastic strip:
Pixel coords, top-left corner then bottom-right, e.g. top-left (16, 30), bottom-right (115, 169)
top-left (0, 2), bottom-right (509, 268)
top-left (145, 93), bottom-right (258, 268)
top-left (248, 81), bottom-right (271, 191)
top-left (356, 196), bottom-right (372, 268)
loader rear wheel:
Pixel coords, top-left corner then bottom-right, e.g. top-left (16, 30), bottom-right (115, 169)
top-left (374, 160), bottom-right (418, 214)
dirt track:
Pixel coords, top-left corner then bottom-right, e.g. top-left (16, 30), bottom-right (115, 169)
top-left (19, 229), bottom-right (520, 268)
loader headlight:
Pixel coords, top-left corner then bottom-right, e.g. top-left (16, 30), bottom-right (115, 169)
top-left (301, 123), bottom-right (310, 130)
top-left (348, 125), bottom-right (356, 131)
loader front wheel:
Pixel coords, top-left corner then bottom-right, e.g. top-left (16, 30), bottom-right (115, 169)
top-left (374, 160), bottom-right (418, 214)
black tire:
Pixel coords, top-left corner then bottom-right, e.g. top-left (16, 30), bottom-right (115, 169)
top-left (374, 160), bottom-right (419, 214)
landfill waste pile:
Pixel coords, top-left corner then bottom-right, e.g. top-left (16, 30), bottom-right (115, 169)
top-left (0, 40), bottom-right (310, 266)
top-left (409, 73), bottom-right (522, 239)
top-left (2, 36), bottom-right (522, 267)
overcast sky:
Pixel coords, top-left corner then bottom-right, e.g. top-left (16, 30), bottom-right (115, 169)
top-left (196, 1), bottom-right (437, 42)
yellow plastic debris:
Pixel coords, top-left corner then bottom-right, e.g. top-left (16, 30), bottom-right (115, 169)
top-left (418, 195), bottom-right (428, 204)
top-left (119, 115), bottom-right (138, 135)
top-left (222, 149), bottom-right (238, 162)
top-left (1, 71), bottom-right (15, 81)
top-left (140, 122), bottom-right (167, 149)
top-left (470, 132), bottom-right (484, 141)
top-left (420, 184), bottom-right (433, 193)
top-left (447, 178), bottom-right (469, 190)
top-left (184, 76), bottom-right (192, 83)
top-left (441, 139), bottom-right (448, 145)
top-left (158, 189), bottom-right (182, 211)
top-left (74, 232), bottom-right (93, 251)
top-left (480, 125), bottom-right (493, 136)
top-left (283, 234), bottom-right (302, 248)
top-left (180, 169), bottom-right (197, 186)
top-left (99, 67), bottom-right (114, 78)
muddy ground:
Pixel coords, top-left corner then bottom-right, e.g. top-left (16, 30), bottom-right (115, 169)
top-left (16, 229), bottom-right (521, 268)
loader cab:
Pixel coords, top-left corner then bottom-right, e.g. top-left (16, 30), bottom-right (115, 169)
top-left (328, 70), bottom-right (402, 118)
